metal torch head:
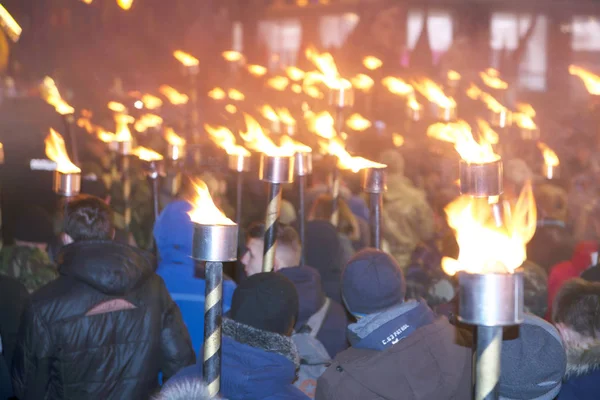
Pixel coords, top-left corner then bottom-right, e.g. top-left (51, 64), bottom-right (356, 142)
top-left (142, 160), bottom-right (164, 180)
top-left (259, 154), bottom-right (295, 184)
top-left (329, 86), bottom-right (354, 109)
top-left (362, 167), bottom-right (387, 194)
top-left (459, 159), bottom-right (503, 197)
top-left (406, 103), bottom-right (422, 122)
top-left (284, 124), bottom-right (297, 136)
top-left (294, 151), bottom-right (313, 177)
top-left (458, 271), bottom-right (524, 326)
top-left (520, 127), bottom-right (541, 141)
top-left (167, 143), bottom-right (186, 162)
top-left (490, 108), bottom-right (513, 129)
top-left (543, 162), bottom-right (560, 180)
top-left (118, 141), bottom-right (132, 156)
top-left (53, 170), bottom-right (81, 197)
top-left (228, 153), bottom-right (251, 173)
top-left (192, 223), bottom-right (239, 262)
top-left (430, 103), bottom-right (457, 122)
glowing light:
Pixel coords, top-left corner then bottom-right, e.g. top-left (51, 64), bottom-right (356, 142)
top-left (131, 146), bottom-right (163, 161)
top-left (108, 101), bottom-right (127, 113)
top-left (228, 88), bottom-right (245, 101)
top-left (413, 78), bottom-right (456, 109)
top-left (537, 142), bottom-right (559, 167)
top-left (205, 124), bottom-right (250, 157)
top-left (392, 133), bottom-right (405, 148)
top-left (476, 119), bottom-right (499, 145)
top-left (117, 0), bottom-right (134, 11)
top-left (382, 76), bottom-right (413, 96)
top-left (45, 128), bottom-right (80, 173)
top-left (164, 127), bottom-right (186, 146)
top-left (516, 102), bottom-right (536, 118)
top-left (159, 85), bottom-right (189, 105)
top-left (96, 127), bottom-right (117, 143)
top-left (277, 108), bottom-right (296, 126)
top-left (466, 84), bottom-right (482, 100)
top-left (188, 179), bottom-right (235, 225)
top-left (307, 111), bottom-right (335, 139)
top-left (0, 4), bottom-right (22, 42)
top-left (173, 50), bottom-right (199, 67)
top-left (513, 113), bottom-right (537, 130)
top-left (225, 104), bottom-right (237, 114)
top-left (448, 70), bottom-right (461, 81)
top-left (134, 100), bottom-right (144, 110)
top-left (281, 135), bottom-right (312, 154)
top-left (569, 65), bottom-right (600, 95)
top-left (134, 114), bottom-right (163, 132)
top-left (114, 113), bottom-right (134, 142)
top-left (40, 77), bottom-right (74, 115)
top-left (407, 95), bottom-right (422, 111)
top-left (363, 56), bottom-right (383, 71)
top-left (319, 137), bottom-right (386, 173)
top-left (305, 47), bottom-right (351, 90)
top-left (208, 87), bottom-right (227, 100)
top-left (285, 66), bottom-right (306, 82)
top-left (259, 105), bottom-right (279, 123)
top-left (141, 94), bottom-right (162, 110)
top-left (427, 120), bottom-right (499, 164)
top-left (351, 74), bottom-right (375, 92)
top-left (480, 69), bottom-right (508, 90)
top-left (247, 64), bottom-right (267, 77)
top-left (303, 85), bottom-right (323, 99)
top-left (480, 91), bottom-right (509, 114)
top-left (346, 113), bottom-right (371, 131)
top-left (239, 113), bottom-right (292, 157)
top-left (291, 84), bottom-right (302, 94)
top-left (222, 51), bottom-right (244, 63)
top-left (266, 76), bottom-right (289, 91)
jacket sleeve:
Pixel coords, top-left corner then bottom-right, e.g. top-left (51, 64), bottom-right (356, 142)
top-left (158, 280), bottom-right (196, 381)
top-left (11, 304), bottom-right (52, 400)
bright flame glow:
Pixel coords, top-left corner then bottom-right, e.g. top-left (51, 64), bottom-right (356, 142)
top-left (159, 85), bottom-right (189, 105)
top-left (173, 50), bottom-right (199, 67)
top-left (351, 74), bottom-right (375, 92)
top-left (117, 0), bottom-right (134, 10)
top-left (448, 70), bottom-right (461, 81)
top-left (45, 128), bottom-right (80, 173)
top-left (134, 114), bottom-right (163, 132)
top-left (363, 56), bottom-right (383, 71)
top-left (413, 79), bottom-right (456, 109)
top-left (286, 66), bottom-right (306, 82)
top-left (131, 146), bottom-right (163, 161)
top-left (305, 47), bottom-right (351, 90)
top-left (516, 102), bottom-right (536, 118)
top-left (569, 65), bottom-right (600, 95)
top-left (281, 135), bottom-right (312, 153)
top-left (307, 111), bottom-right (335, 139)
top-left (225, 104), bottom-right (237, 114)
top-left (513, 113), bottom-right (537, 130)
top-left (442, 182), bottom-right (537, 276)
top-left (291, 84), bottom-right (302, 94)
top-left (466, 84), bottom-right (482, 100)
top-left (537, 142), bottom-right (559, 166)
top-left (164, 127), bottom-right (186, 146)
top-left (247, 64), bottom-right (267, 77)
top-left (81, 0), bottom-right (93, 4)
top-left (319, 137), bottom-right (386, 173)
top-left (228, 88), bottom-right (245, 101)
top-left (0, 4), bottom-right (22, 42)
top-left (188, 179), bottom-right (235, 225)
top-left (346, 113), bottom-right (371, 131)
top-left (392, 133), bottom-right (405, 148)
top-left (205, 124), bottom-right (250, 156)
top-left (141, 94), bottom-right (163, 110)
top-left (108, 101), bottom-right (126, 113)
top-left (259, 105), bottom-right (279, 123)
top-left (240, 114), bottom-right (292, 157)
top-left (303, 85), bottom-right (323, 99)
top-left (96, 127), bottom-right (117, 143)
top-left (476, 119), bottom-right (499, 145)
top-left (277, 108), bottom-right (296, 126)
top-left (480, 91), bottom-right (509, 114)
top-left (407, 95), bottom-right (422, 111)
top-left (266, 76), bottom-right (289, 91)
top-left (208, 87), bottom-right (227, 100)
top-left (427, 120), bottom-right (499, 163)
top-left (114, 114), bottom-right (134, 142)
top-left (222, 51), bottom-right (244, 63)
top-left (382, 76), bottom-right (414, 96)
top-left (40, 77), bottom-right (74, 115)
top-left (480, 69), bottom-right (508, 90)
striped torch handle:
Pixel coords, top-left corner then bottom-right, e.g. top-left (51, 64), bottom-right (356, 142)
top-left (121, 156), bottom-right (132, 234)
top-left (203, 261), bottom-right (223, 398)
top-left (262, 183), bottom-right (282, 272)
top-left (475, 326), bottom-right (502, 400)
top-left (330, 170), bottom-right (340, 227)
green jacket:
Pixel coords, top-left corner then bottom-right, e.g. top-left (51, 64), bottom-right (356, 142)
top-left (0, 246), bottom-right (58, 293)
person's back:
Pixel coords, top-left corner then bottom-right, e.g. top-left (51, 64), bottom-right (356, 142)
top-left (154, 200), bottom-right (236, 356)
top-left (12, 195), bottom-right (195, 399)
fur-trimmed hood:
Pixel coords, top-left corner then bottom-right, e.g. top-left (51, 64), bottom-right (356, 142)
top-left (565, 342), bottom-right (600, 378)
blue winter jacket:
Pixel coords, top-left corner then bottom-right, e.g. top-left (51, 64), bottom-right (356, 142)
top-left (559, 371), bottom-right (600, 400)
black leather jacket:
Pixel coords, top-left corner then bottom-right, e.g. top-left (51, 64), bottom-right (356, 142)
top-left (12, 240), bottom-right (195, 399)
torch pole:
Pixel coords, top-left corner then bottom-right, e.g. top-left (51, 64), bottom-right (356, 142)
top-left (362, 167), bottom-right (387, 250)
top-left (475, 326), bottom-right (502, 400)
top-left (118, 142), bottom-right (132, 238)
top-left (370, 192), bottom-right (383, 249)
top-left (192, 223), bottom-right (239, 399)
top-left (236, 172), bottom-right (243, 226)
top-left (63, 114), bottom-right (79, 165)
top-left (260, 154), bottom-right (294, 273)
top-left (228, 153), bottom-right (251, 228)
top-left (294, 152), bottom-right (312, 266)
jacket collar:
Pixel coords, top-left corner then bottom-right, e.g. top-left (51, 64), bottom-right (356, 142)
top-left (223, 319), bottom-right (300, 368)
top-left (565, 342), bottom-right (600, 378)
top-left (348, 299), bottom-right (436, 351)
top-left (278, 266), bottom-right (326, 328)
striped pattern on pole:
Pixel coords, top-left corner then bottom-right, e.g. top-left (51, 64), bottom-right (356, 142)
top-left (203, 261), bottom-right (223, 398)
top-left (370, 192), bottom-right (383, 249)
top-left (262, 183), bottom-right (282, 272)
top-left (298, 175), bottom-right (306, 266)
top-left (475, 325), bottom-right (502, 400)
top-left (330, 168), bottom-right (340, 227)
top-left (121, 156), bottom-right (131, 236)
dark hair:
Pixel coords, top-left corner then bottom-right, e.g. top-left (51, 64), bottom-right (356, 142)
top-left (246, 222), bottom-right (301, 253)
top-left (553, 278), bottom-right (600, 338)
top-left (64, 194), bottom-right (113, 241)
top-left (309, 194), bottom-right (357, 239)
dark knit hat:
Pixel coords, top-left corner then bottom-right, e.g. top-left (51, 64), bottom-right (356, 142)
top-left (342, 248), bottom-right (405, 315)
top-left (230, 272), bottom-right (299, 335)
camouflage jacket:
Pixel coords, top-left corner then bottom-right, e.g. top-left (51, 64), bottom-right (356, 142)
top-left (0, 245), bottom-right (58, 293)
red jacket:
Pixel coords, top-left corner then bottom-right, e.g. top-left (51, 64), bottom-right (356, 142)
top-left (546, 241), bottom-right (598, 319)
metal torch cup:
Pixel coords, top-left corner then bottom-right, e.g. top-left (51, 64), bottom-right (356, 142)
top-left (406, 104), bottom-right (422, 123)
top-left (295, 151), bottom-right (313, 266)
top-left (167, 143), bottom-right (186, 163)
top-left (329, 86), bottom-right (355, 109)
top-left (543, 163), bottom-right (560, 180)
top-left (362, 167), bottom-right (387, 249)
top-left (53, 171), bottom-right (81, 197)
top-left (490, 109), bottom-right (512, 129)
top-left (459, 159), bottom-right (504, 198)
top-left (229, 153), bottom-right (251, 227)
top-left (142, 160), bottom-right (164, 223)
top-left (430, 103), bottom-right (457, 122)
top-left (260, 154), bottom-right (294, 272)
top-left (192, 223), bottom-right (239, 399)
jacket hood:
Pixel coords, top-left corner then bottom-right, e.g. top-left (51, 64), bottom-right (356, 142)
top-left (58, 240), bottom-right (154, 296)
top-left (384, 174), bottom-right (425, 203)
top-left (565, 342), bottom-right (600, 378)
top-left (278, 266), bottom-right (326, 329)
top-left (571, 241), bottom-right (598, 272)
top-left (221, 319), bottom-right (300, 399)
top-left (153, 200), bottom-right (195, 267)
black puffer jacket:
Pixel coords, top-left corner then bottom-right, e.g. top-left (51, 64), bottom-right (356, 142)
top-left (11, 240), bottom-right (195, 400)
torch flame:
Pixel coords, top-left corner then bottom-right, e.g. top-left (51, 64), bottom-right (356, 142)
top-left (208, 87), bottom-right (227, 100)
top-left (448, 70), bottom-right (461, 81)
top-left (266, 76), bottom-right (289, 91)
top-left (225, 104), bottom-right (237, 114)
top-left (281, 135), bottom-right (312, 153)
top-left (291, 84), bottom-right (302, 94)
top-left (513, 113), bottom-right (537, 130)
top-left (407, 95), bottom-right (422, 111)
top-left (363, 56), bottom-right (383, 71)
top-left (131, 146), bottom-right (163, 161)
top-left (108, 101), bottom-right (126, 113)
top-left (40, 77), bottom-right (74, 115)
top-left (382, 76), bottom-right (414, 96)
top-left (392, 133), bottom-right (405, 148)
top-left (516, 102), bottom-right (536, 118)
top-left (134, 114), bottom-right (163, 132)
top-left (569, 65), bottom-right (600, 95)
top-left (173, 50), bottom-right (199, 67)
top-left (96, 127), bottom-right (117, 143)
top-left (247, 64), bottom-right (267, 77)
top-left (442, 182), bottom-right (537, 276)
top-left (164, 127), bottom-right (186, 146)
top-left (319, 137), bottom-right (386, 173)
top-left (188, 179), bottom-right (235, 225)
top-left (45, 128), bottom-right (81, 173)
top-left (466, 84), bottom-right (482, 100)
top-left (351, 74), bottom-right (375, 92)
top-left (141, 94), bottom-right (163, 110)
top-left (428, 120), bottom-right (499, 163)
top-left (480, 92), bottom-right (509, 114)
top-left (480, 69), bottom-right (508, 90)
top-left (259, 105), bottom-right (279, 123)
top-left (277, 108), bottom-right (296, 126)
top-left (476, 119), bottom-right (499, 145)
top-left (159, 85), bottom-right (189, 105)
top-left (307, 111), bottom-right (335, 139)
top-left (413, 78), bottom-right (456, 109)
top-left (117, 0), bottom-right (134, 10)
top-left (222, 51), bottom-right (244, 63)
top-left (0, 4), bottom-right (22, 42)
top-left (205, 124), bottom-right (250, 157)
top-left (537, 142), bottom-right (559, 167)
top-left (114, 113), bottom-right (134, 142)
top-left (305, 47), bottom-right (351, 90)
top-left (228, 88), bottom-right (245, 101)
top-left (286, 66), bottom-right (306, 82)
top-left (303, 85), bottom-right (324, 99)
top-left (346, 113), bottom-right (372, 131)
top-left (240, 114), bottom-right (292, 157)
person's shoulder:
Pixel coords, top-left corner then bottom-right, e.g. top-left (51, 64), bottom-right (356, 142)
top-left (267, 384), bottom-right (311, 400)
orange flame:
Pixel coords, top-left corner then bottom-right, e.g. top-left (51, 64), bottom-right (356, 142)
top-left (173, 50), bottom-right (199, 67)
top-left (537, 142), bottom-right (559, 167)
top-left (117, 0), bottom-right (134, 10)
top-left (442, 182), bottom-right (537, 276)
top-left (0, 4), bottom-right (22, 42)
top-left (40, 77), bottom-right (74, 115)
top-left (164, 127), bottom-right (186, 146)
top-left (228, 88), bottom-right (245, 101)
top-left (428, 120), bottom-right (499, 163)
top-left (569, 65), bottom-right (600, 95)
top-left (225, 104), bottom-right (237, 114)
top-left (188, 179), bottom-right (235, 225)
top-left (392, 133), bottom-right (405, 148)
top-left (240, 114), bottom-right (292, 156)
top-left (141, 94), bottom-right (163, 110)
top-left (222, 51), bottom-right (244, 63)
top-left (208, 87), bottom-right (227, 100)
top-left (363, 56), bottom-right (383, 71)
top-left (346, 113), bottom-right (371, 131)
top-left (134, 114), bottom-right (163, 132)
top-left (96, 127), bottom-right (117, 143)
top-left (108, 101), bottom-right (126, 113)
top-left (266, 76), bottom-right (289, 91)
top-left (513, 113), bottom-right (537, 130)
top-left (131, 146), bottom-right (163, 161)
top-left (466, 84), bottom-right (482, 100)
top-left (45, 128), bottom-right (80, 173)
top-left (291, 84), bottom-right (302, 94)
top-left (413, 78), bottom-right (456, 109)
top-left (277, 108), bottom-right (296, 126)
top-left (319, 137), bottom-right (386, 173)
top-left (259, 105), bottom-right (279, 123)
top-left (351, 74), bottom-right (375, 92)
top-left (382, 76), bottom-right (414, 96)
top-left (281, 135), bottom-right (312, 153)
top-left (303, 85), bottom-right (324, 99)
top-left (286, 66), bottom-right (306, 82)
top-left (205, 124), bottom-right (250, 156)
top-left (114, 114), bottom-right (134, 142)
top-left (480, 69), bottom-right (508, 90)
top-left (516, 102), bottom-right (536, 118)
top-left (480, 91), bottom-right (509, 114)
top-left (448, 70), bottom-right (461, 81)
top-left (307, 111), bottom-right (335, 139)
top-left (247, 64), bottom-right (267, 77)
top-left (476, 119), bottom-right (499, 145)
top-left (305, 47), bottom-right (351, 90)
top-left (407, 95), bottom-right (422, 111)
top-left (159, 85), bottom-right (189, 105)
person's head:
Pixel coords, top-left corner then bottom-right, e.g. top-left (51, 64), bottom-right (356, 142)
top-left (499, 315), bottom-right (566, 400)
top-left (153, 200), bottom-right (194, 265)
top-left (342, 248), bottom-right (405, 318)
top-left (241, 223), bottom-right (301, 276)
top-left (309, 194), bottom-right (359, 241)
top-left (13, 205), bottom-right (54, 251)
top-left (534, 183), bottom-right (567, 223)
top-left (229, 272), bottom-right (299, 336)
top-left (62, 194), bottom-right (114, 243)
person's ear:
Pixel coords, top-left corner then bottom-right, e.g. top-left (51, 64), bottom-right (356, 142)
top-left (60, 233), bottom-right (74, 245)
